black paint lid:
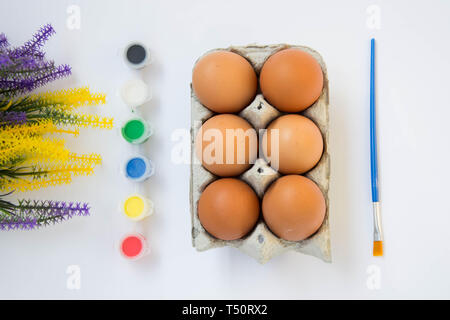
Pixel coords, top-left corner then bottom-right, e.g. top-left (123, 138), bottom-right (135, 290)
top-left (126, 44), bottom-right (147, 65)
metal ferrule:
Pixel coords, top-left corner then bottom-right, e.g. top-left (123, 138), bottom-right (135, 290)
top-left (373, 202), bottom-right (383, 241)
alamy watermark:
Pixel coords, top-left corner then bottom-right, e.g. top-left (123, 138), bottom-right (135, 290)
top-left (171, 123), bottom-right (280, 173)
top-left (366, 4), bottom-right (381, 30)
top-left (66, 5), bottom-right (81, 30)
top-left (366, 264), bottom-right (381, 290)
top-left (66, 264), bottom-right (81, 290)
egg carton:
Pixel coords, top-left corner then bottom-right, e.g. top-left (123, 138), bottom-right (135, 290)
top-left (190, 44), bottom-right (330, 264)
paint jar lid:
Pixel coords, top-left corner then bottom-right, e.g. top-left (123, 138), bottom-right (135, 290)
top-left (121, 117), bottom-right (153, 144)
top-left (123, 42), bottom-right (151, 69)
top-left (122, 194), bottom-right (154, 221)
top-left (120, 79), bottom-right (151, 107)
top-left (122, 155), bottom-right (154, 182)
top-left (119, 233), bottom-right (149, 260)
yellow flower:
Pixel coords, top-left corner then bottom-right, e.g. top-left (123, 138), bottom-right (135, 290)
top-left (68, 153), bottom-right (102, 165)
top-left (0, 87), bottom-right (110, 193)
top-left (28, 87), bottom-right (106, 110)
top-left (75, 114), bottom-right (114, 129)
top-left (0, 136), bottom-right (69, 166)
top-left (0, 120), bottom-right (78, 139)
top-left (1, 174), bottom-right (72, 192)
top-left (0, 161), bottom-right (98, 192)
top-left (42, 163), bottom-right (96, 177)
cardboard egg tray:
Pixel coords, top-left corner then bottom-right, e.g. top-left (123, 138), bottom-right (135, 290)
top-left (190, 44), bottom-right (330, 263)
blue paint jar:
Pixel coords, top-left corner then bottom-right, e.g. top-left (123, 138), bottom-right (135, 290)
top-left (123, 155), bottom-right (154, 182)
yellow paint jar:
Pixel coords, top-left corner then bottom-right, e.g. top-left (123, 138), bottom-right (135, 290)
top-left (122, 194), bottom-right (153, 221)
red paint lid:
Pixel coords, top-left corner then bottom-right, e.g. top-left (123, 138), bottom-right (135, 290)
top-left (121, 235), bottom-right (144, 258)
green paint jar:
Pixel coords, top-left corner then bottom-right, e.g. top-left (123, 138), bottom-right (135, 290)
top-left (121, 117), bottom-right (153, 144)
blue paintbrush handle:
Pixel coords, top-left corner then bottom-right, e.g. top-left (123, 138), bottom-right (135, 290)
top-left (370, 38), bottom-right (378, 202)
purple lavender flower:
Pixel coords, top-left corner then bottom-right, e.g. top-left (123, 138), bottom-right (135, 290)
top-left (0, 54), bottom-right (11, 68)
top-left (31, 64), bottom-right (72, 89)
top-left (0, 200), bottom-right (90, 231)
top-left (1, 61), bottom-right (71, 96)
top-left (16, 56), bottom-right (40, 69)
top-left (0, 33), bottom-right (8, 49)
top-left (0, 78), bottom-right (35, 96)
top-left (1, 217), bottom-right (37, 231)
top-left (11, 24), bottom-right (55, 58)
top-left (0, 24), bottom-right (71, 97)
top-left (0, 110), bottom-right (27, 126)
top-left (0, 51), bottom-right (40, 69)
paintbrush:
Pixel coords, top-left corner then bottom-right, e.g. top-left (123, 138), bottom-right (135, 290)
top-left (370, 38), bottom-right (383, 257)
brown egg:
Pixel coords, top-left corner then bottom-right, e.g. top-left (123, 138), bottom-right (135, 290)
top-left (262, 114), bottom-right (323, 174)
top-left (260, 48), bottom-right (323, 112)
top-left (195, 114), bottom-right (258, 177)
top-left (192, 51), bottom-right (257, 113)
top-left (198, 178), bottom-right (260, 240)
top-left (262, 175), bottom-right (326, 241)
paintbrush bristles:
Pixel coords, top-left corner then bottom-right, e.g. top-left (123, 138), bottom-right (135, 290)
top-left (373, 241), bottom-right (383, 256)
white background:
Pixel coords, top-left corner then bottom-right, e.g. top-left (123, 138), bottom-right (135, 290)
top-left (0, 0), bottom-right (449, 299)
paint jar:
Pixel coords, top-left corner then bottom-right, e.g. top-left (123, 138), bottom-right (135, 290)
top-left (119, 233), bottom-right (149, 260)
top-left (120, 79), bottom-right (151, 108)
top-left (123, 155), bottom-right (154, 182)
top-left (121, 194), bottom-right (154, 221)
top-left (121, 117), bottom-right (153, 144)
top-left (123, 42), bottom-right (151, 69)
